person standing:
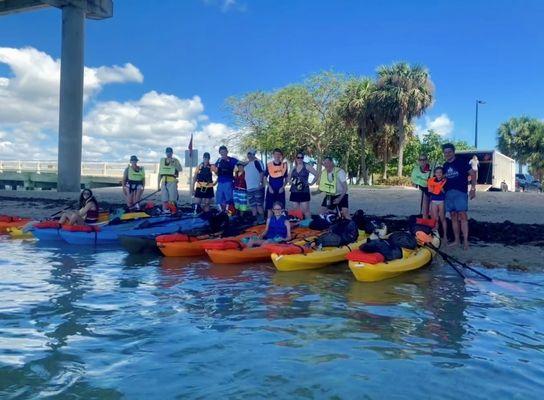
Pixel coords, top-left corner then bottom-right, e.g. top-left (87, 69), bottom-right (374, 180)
top-left (212, 145), bottom-right (238, 212)
top-left (442, 143), bottom-right (476, 250)
top-left (265, 148), bottom-right (289, 217)
top-left (411, 154), bottom-right (431, 219)
top-left (469, 155), bottom-right (479, 183)
top-left (122, 155), bottom-right (145, 210)
top-left (318, 157), bottom-right (350, 219)
top-left (233, 161), bottom-right (249, 213)
top-left (192, 152), bottom-right (215, 213)
top-left (289, 151), bottom-right (318, 220)
top-left (244, 149), bottom-right (266, 223)
top-left (158, 147), bottom-right (182, 213)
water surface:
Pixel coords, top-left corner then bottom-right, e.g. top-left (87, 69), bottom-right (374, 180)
top-left (0, 238), bottom-right (543, 399)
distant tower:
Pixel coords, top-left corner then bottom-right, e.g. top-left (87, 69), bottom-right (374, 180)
top-left (0, 0), bottom-right (113, 192)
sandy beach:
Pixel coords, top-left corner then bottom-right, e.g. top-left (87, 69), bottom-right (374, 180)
top-left (1, 187), bottom-right (543, 270)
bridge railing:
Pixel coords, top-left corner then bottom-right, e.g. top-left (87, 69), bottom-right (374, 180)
top-left (0, 160), bottom-right (160, 176)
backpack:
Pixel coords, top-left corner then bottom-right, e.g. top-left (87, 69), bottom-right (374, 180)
top-left (360, 239), bottom-right (403, 261)
top-left (387, 231), bottom-right (418, 250)
top-left (316, 219), bottom-right (358, 247)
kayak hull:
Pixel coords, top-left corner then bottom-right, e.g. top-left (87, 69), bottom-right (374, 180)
top-left (271, 238), bottom-right (367, 272)
top-left (206, 246), bottom-right (271, 264)
top-left (0, 219), bottom-right (31, 233)
top-left (158, 240), bottom-right (208, 257)
top-left (118, 235), bottom-right (161, 254)
top-left (5, 227), bottom-right (34, 239)
top-left (31, 227), bottom-right (63, 241)
top-left (348, 247), bottom-right (434, 282)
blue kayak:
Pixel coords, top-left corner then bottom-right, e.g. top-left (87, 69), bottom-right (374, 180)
top-left (59, 215), bottom-right (208, 245)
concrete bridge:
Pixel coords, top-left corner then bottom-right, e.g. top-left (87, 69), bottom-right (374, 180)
top-left (0, 160), bottom-right (192, 191)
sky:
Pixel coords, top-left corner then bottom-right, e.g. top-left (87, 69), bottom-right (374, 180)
top-left (0, 0), bottom-right (543, 161)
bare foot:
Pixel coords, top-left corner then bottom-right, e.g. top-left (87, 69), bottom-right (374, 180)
top-left (463, 241), bottom-right (469, 250)
top-left (448, 241), bottom-right (460, 247)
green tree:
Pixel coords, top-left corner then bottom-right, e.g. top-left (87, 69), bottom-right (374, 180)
top-left (337, 77), bottom-right (380, 184)
top-left (497, 116), bottom-right (541, 173)
top-left (376, 62), bottom-right (435, 177)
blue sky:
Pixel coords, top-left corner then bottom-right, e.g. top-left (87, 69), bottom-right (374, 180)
top-left (1, 0), bottom-right (543, 157)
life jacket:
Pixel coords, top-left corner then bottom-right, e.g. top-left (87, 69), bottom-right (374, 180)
top-left (128, 166), bottom-right (145, 182)
top-left (267, 161), bottom-right (287, 179)
top-left (319, 167), bottom-right (340, 194)
top-left (427, 177), bottom-right (447, 195)
top-left (159, 157), bottom-right (178, 177)
top-left (265, 215), bottom-right (288, 239)
top-left (196, 163), bottom-right (213, 187)
top-left (216, 157), bottom-right (234, 178)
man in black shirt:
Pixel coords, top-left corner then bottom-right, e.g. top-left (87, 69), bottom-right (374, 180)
top-left (442, 143), bottom-right (476, 250)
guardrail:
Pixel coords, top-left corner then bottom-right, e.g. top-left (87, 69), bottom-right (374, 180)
top-left (0, 160), bottom-right (160, 176)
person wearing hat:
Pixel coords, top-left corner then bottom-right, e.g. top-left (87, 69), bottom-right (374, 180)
top-left (159, 147), bottom-right (182, 213)
top-left (122, 155), bottom-right (145, 210)
top-left (192, 152), bottom-right (215, 212)
top-left (211, 145), bottom-right (238, 212)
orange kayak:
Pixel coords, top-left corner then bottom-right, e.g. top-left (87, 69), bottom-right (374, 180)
top-left (205, 228), bottom-right (320, 265)
top-left (206, 245), bottom-right (272, 264)
top-left (0, 216), bottom-right (31, 234)
top-left (157, 225), bottom-right (267, 257)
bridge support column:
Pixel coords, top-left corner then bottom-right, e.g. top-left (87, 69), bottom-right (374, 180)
top-left (57, 3), bottom-right (84, 192)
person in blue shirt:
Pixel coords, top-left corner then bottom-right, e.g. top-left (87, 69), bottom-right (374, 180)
top-left (442, 143), bottom-right (476, 250)
top-left (264, 148), bottom-right (289, 217)
top-left (212, 145), bottom-right (238, 212)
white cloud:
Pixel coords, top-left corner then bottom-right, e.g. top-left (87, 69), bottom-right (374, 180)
top-left (202, 0), bottom-right (246, 12)
top-left (0, 46), bottom-right (236, 162)
top-left (415, 113), bottom-right (454, 137)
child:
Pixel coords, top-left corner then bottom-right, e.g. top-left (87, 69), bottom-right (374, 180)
top-left (246, 202), bottom-right (291, 247)
top-left (427, 167), bottom-right (448, 242)
top-left (233, 162), bottom-right (249, 213)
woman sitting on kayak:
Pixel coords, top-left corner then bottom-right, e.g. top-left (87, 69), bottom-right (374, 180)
top-left (246, 202), bottom-right (291, 247)
top-left (58, 189), bottom-right (99, 226)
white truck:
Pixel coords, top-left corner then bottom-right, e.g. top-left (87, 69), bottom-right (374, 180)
top-left (455, 150), bottom-right (516, 191)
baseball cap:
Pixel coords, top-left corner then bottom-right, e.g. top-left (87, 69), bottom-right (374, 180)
top-left (165, 147), bottom-right (173, 153)
top-left (130, 155), bottom-right (138, 162)
top-left (203, 152), bottom-right (210, 158)
top-left (247, 149), bottom-right (257, 155)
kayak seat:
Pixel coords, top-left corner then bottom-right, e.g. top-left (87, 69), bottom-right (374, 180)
top-left (156, 233), bottom-right (190, 243)
top-left (201, 239), bottom-right (243, 250)
top-left (346, 250), bottom-right (385, 264)
top-left (262, 243), bottom-right (308, 255)
top-left (62, 225), bottom-right (101, 232)
top-left (34, 221), bottom-right (61, 229)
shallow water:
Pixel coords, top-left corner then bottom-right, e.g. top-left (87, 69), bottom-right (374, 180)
top-left (0, 238), bottom-right (543, 399)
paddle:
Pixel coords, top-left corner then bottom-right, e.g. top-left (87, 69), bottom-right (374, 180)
top-left (416, 232), bottom-right (525, 292)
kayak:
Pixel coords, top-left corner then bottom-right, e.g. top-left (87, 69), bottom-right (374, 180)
top-left (347, 247), bottom-right (434, 282)
top-left (5, 227), bottom-right (34, 239)
top-left (116, 216), bottom-right (210, 252)
top-left (205, 228), bottom-right (320, 265)
top-left (30, 221), bottom-right (65, 242)
top-left (271, 236), bottom-right (367, 271)
top-left (0, 216), bottom-right (31, 233)
top-left (157, 225), bottom-right (266, 257)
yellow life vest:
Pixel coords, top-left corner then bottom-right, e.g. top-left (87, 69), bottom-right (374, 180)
top-left (319, 167), bottom-right (339, 194)
top-left (127, 166), bottom-right (145, 182)
top-left (267, 161), bottom-right (287, 178)
top-left (159, 158), bottom-right (178, 177)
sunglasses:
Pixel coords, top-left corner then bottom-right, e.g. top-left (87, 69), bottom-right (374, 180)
top-left (272, 208), bottom-right (282, 211)
top-left (296, 156), bottom-right (304, 159)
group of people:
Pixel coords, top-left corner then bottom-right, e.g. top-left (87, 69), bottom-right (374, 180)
top-left (411, 143), bottom-right (476, 250)
top-left (61, 142), bottom-right (476, 250)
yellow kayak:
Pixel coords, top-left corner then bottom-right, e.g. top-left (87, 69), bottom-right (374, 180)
top-left (6, 227), bottom-right (35, 239)
top-left (348, 247), bottom-right (434, 282)
top-left (271, 236), bottom-right (367, 272)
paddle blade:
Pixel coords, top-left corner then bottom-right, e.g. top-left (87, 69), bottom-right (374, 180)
top-left (493, 280), bottom-right (526, 293)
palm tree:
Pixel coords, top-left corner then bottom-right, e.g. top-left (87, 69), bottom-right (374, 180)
top-left (370, 124), bottom-right (399, 180)
top-left (337, 77), bottom-right (380, 184)
top-left (376, 62), bottom-right (434, 177)
top-left (497, 116), bottom-right (541, 174)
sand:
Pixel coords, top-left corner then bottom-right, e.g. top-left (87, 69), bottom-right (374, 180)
top-left (1, 187), bottom-right (543, 270)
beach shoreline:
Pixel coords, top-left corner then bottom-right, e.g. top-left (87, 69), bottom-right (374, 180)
top-left (1, 187), bottom-right (543, 270)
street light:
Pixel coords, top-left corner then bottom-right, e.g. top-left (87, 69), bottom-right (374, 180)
top-left (474, 100), bottom-right (486, 148)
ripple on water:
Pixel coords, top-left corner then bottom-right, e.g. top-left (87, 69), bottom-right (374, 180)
top-left (0, 240), bottom-right (543, 398)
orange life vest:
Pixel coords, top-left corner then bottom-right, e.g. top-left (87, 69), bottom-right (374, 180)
top-left (267, 161), bottom-right (287, 178)
top-left (427, 177), bottom-right (447, 195)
